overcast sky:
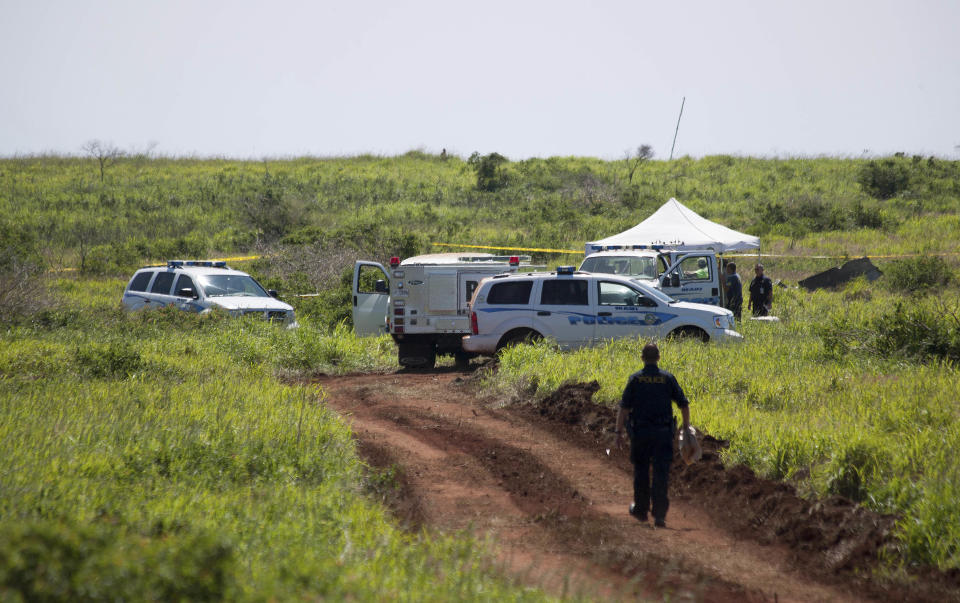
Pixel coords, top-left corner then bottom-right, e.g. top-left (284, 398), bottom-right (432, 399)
top-left (1, 0), bottom-right (958, 160)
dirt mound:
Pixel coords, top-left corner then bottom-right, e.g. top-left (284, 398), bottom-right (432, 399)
top-left (535, 380), bottom-right (613, 434)
top-left (522, 380), bottom-right (960, 600)
top-left (676, 451), bottom-right (898, 574)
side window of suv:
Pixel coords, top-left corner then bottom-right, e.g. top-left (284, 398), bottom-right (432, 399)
top-left (151, 271), bottom-right (176, 295)
top-left (598, 281), bottom-right (655, 307)
top-left (487, 281), bottom-right (533, 305)
top-left (128, 271), bottom-right (154, 292)
top-left (540, 279), bottom-right (588, 305)
top-left (175, 274), bottom-right (197, 297)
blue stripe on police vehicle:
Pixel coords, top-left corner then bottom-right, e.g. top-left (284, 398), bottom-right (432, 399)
top-left (568, 311), bottom-right (677, 326)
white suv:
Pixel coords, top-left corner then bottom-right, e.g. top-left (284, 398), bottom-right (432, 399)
top-left (121, 260), bottom-right (296, 326)
top-left (461, 267), bottom-right (740, 354)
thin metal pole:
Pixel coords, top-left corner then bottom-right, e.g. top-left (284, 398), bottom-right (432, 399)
top-left (669, 97), bottom-right (686, 160)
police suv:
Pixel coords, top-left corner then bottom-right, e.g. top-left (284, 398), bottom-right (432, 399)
top-left (461, 267), bottom-right (741, 354)
top-left (122, 260), bottom-right (296, 326)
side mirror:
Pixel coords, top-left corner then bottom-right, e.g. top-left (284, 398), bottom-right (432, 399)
top-left (177, 287), bottom-right (198, 299)
top-left (374, 279), bottom-right (388, 294)
top-left (268, 289), bottom-right (279, 298)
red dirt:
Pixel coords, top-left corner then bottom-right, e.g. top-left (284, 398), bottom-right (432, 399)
top-left (313, 368), bottom-right (959, 602)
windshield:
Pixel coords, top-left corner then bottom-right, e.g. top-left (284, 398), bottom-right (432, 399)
top-left (630, 280), bottom-right (676, 304)
top-left (580, 256), bottom-right (658, 279)
top-left (197, 274), bottom-right (269, 298)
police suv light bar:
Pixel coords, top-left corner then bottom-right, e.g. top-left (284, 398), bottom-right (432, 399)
top-left (556, 266), bottom-right (576, 274)
top-left (168, 260), bottom-right (229, 268)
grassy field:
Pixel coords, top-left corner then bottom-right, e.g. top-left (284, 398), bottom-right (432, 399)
top-left (0, 279), bottom-right (550, 600)
top-left (2, 152), bottom-right (959, 592)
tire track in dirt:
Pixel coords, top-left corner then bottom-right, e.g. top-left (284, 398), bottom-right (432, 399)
top-left (316, 370), bottom-right (866, 602)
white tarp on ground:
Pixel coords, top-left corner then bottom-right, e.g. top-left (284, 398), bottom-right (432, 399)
top-left (585, 198), bottom-right (760, 254)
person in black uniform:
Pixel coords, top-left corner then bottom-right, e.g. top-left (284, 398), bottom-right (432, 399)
top-left (614, 342), bottom-right (690, 528)
top-left (723, 261), bottom-right (743, 320)
top-left (748, 263), bottom-right (773, 316)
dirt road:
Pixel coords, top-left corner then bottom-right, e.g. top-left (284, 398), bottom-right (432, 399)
top-left (313, 369), bottom-right (930, 602)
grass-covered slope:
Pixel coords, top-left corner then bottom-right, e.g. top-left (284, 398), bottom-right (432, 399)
top-left (2, 151), bottom-right (959, 583)
top-left (0, 279), bottom-right (546, 601)
top-left (2, 153), bottom-right (958, 276)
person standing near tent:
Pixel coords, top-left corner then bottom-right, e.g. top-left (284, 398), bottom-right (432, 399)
top-left (723, 262), bottom-right (742, 319)
top-left (748, 263), bottom-right (773, 316)
top-left (615, 342), bottom-right (691, 528)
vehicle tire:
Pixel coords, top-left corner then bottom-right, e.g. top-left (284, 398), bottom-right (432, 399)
top-left (454, 352), bottom-right (472, 370)
top-left (398, 343), bottom-right (437, 369)
top-left (496, 329), bottom-right (543, 353)
top-left (669, 326), bottom-right (709, 342)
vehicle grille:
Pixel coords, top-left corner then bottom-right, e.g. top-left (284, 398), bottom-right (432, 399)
top-left (241, 309), bottom-right (288, 322)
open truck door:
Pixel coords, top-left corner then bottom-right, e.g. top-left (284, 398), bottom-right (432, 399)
top-left (658, 252), bottom-right (721, 305)
top-left (352, 261), bottom-right (389, 336)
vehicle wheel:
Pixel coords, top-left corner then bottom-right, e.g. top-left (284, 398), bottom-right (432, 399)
top-left (398, 343), bottom-right (437, 369)
top-left (669, 326), bottom-right (709, 342)
top-left (454, 352), bottom-right (472, 370)
top-left (496, 329), bottom-right (543, 353)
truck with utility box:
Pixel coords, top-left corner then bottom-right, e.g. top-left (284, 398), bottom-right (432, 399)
top-left (352, 253), bottom-right (532, 368)
top-left (579, 247), bottom-right (727, 307)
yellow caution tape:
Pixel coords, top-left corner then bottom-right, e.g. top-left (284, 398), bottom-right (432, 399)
top-left (432, 242), bottom-right (583, 254)
top-left (434, 242), bottom-right (959, 261)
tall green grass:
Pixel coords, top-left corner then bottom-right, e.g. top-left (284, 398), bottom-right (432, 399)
top-left (3, 154), bottom-right (958, 276)
top-left (488, 284), bottom-right (960, 571)
top-left (0, 279), bottom-right (547, 600)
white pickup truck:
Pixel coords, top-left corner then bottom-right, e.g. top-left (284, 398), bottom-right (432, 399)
top-left (352, 253), bottom-right (532, 368)
top-left (579, 248), bottom-right (726, 306)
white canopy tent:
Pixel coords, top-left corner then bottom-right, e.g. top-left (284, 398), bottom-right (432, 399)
top-left (585, 198), bottom-right (760, 254)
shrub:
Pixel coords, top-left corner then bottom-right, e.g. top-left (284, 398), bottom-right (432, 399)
top-left (884, 255), bottom-right (953, 293)
top-left (857, 158), bottom-right (911, 199)
top-left (467, 152), bottom-right (509, 192)
top-left (74, 340), bottom-right (146, 378)
top-left (0, 260), bottom-right (50, 325)
top-left (0, 520), bottom-right (235, 602)
top-left (817, 300), bottom-right (960, 363)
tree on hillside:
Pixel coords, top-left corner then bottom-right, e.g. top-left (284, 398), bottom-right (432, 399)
top-left (82, 140), bottom-right (125, 184)
top-left (625, 144), bottom-right (654, 184)
top-left (468, 152), bottom-right (509, 192)
top-left (856, 158), bottom-right (911, 199)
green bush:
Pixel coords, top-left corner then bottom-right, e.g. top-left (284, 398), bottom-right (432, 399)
top-left (467, 152), bottom-right (509, 192)
top-left (818, 299), bottom-right (960, 363)
top-left (0, 520), bottom-right (235, 602)
top-left (857, 158), bottom-right (911, 199)
top-left (884, 255), bottom-right (953, 293)
top-left (74, 340), bottom-right (146, 378)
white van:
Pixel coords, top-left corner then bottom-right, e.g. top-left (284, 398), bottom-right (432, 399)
top-left (461, 267), bottom-right (741, 354)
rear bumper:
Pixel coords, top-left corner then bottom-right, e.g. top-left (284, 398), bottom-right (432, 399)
top-left (461, 334), bottom-right (498, 354)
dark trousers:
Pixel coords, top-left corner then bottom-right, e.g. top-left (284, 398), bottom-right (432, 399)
top-left (726, 297), bottom-right (742, 320)
top-left (630, 427), bottom-right (674, 520)
top-left (750, 297), bottom-right (768, 316)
